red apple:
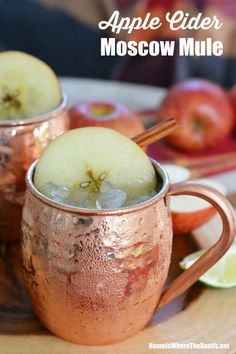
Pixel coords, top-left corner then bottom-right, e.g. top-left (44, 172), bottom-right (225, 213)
top-left (69, 100), bottom-right (144, 139)
top-left (171, 194), bottom-right (216, 235)
top-left (158, 79), bottom-right (234, 151)
top-left (229, 85), bottom-right (236, 130)
top-left (163, 164), bottom-right (226, 234)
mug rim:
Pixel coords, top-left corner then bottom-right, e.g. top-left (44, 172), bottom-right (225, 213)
top-left (0, 91), bottom-right (68, 127)
top-left (25, 159), bottom-right (170, 216)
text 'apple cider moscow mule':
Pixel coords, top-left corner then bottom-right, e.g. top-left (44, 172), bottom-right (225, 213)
top-left (0, 51), bottom-right (69, 241)
top-left (21, 128), bottom-right (236, 345)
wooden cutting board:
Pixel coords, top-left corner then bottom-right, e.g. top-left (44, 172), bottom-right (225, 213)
top-left (1, 229), bottom-right (236, 354)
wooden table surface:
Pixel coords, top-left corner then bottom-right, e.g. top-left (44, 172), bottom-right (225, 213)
top-left (1, 79), bottom-right (236, 354)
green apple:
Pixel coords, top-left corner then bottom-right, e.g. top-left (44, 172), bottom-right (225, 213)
top-left (0, 51), bottom-right (61, 119)
top-left (34, 127), bottom-right (157, 199)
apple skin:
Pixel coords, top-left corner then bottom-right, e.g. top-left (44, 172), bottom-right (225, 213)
top-left (169, 177), bottom-right (226, 235)
top-left (229, 85), bottom-right (236, 131)
top-left (172, 207), bottom-right (216, 234)
top-left (158, 79), bottom-right (234, 151)
top-left (69, 100), bottom-right (144, 139)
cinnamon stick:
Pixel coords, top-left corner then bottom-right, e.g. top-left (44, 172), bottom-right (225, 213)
top-left (133, 118), bottom-right (178, 148)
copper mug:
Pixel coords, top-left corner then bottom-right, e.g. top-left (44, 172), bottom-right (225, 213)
top-left (21, 160), bottom-right (236, 345)
top-left (0, 93), bottom-right (69, 242)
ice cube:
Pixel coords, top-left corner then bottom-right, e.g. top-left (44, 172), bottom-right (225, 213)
top-left (100, 181), bottom-right (114, 193)
top-left (125, 195), bottom-right (149, 206)
top-left (125, 191), bottom-right (157, 206)
top-left (39, 182), bottom-right (58, 198)
top-left (52, 186), bottom-right (70, 199)
top-left (96, 200), bottom-right (102, 209)
top-left (39, 182), bottom-right (156, 210)
top-left (64, 200), bottom-right (81, 207)
top-left (39, 183), bottom-right (70, 204)
top-left (83, 196), bottom-right (97, 209)
top-left (98, 189), bottom-right (127, 209)
top-left (69, 188), bottom-right (90, 203)
top-left (66, 188), bottom-right (96, 209)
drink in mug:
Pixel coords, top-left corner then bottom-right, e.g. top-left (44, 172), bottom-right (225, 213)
top-left (0, 51), bottom-right (69, 241)
top-left (21, 128), bottom-right (235, 345)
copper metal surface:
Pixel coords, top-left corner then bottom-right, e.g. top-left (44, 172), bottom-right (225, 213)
top-left (22, 161), bottom-right (172, 344)
top-left (0, 93), bottom-right (69, 241)
top-left (21, 161), bottom-right (236, 345)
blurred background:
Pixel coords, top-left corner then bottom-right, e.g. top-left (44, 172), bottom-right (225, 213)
top-left (0, 0), bottom-right (235, 88)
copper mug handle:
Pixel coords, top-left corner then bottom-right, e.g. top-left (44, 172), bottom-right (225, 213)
top-left (157, 181), bottom-right (236, 309)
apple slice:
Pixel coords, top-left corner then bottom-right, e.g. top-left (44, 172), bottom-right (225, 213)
top-left (0, 51), bottom-right (61, 119)
top-left (34, 127), bottom-right (157, 200)
top-left (163, 164), bottom-right (191, 184)
top-left (163, 163), bottom-right (226, 233)
top-left (171, 178), bottom-right (226, 234)
top-left (69, 100), bottom-right (144, 139)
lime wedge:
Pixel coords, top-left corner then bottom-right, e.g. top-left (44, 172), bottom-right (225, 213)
top-left (179, 244), bottom-right (236, 288)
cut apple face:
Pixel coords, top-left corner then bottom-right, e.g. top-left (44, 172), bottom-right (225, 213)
top-left (163, 163), bottom-right (226, 234)
top-left (171, 178), bottom-right (226, 234)
top-left (170, 178), bottom-right (226, 212)
top-left (88, 102), bottom-right (116, 117)
top-left (163, 164), bottom-right (191, 184)
top-left (69, 100), bottom-right (144, 139)
top-left (34, 127), bottom-right (157, 201)
top-left (0, 51), bottom-right (61, 119)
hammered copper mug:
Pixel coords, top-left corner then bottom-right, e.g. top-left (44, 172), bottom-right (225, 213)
top-left (21, 160), bottom-right (236, 345)
top-left (0, 93), bottom-right (69, 242)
